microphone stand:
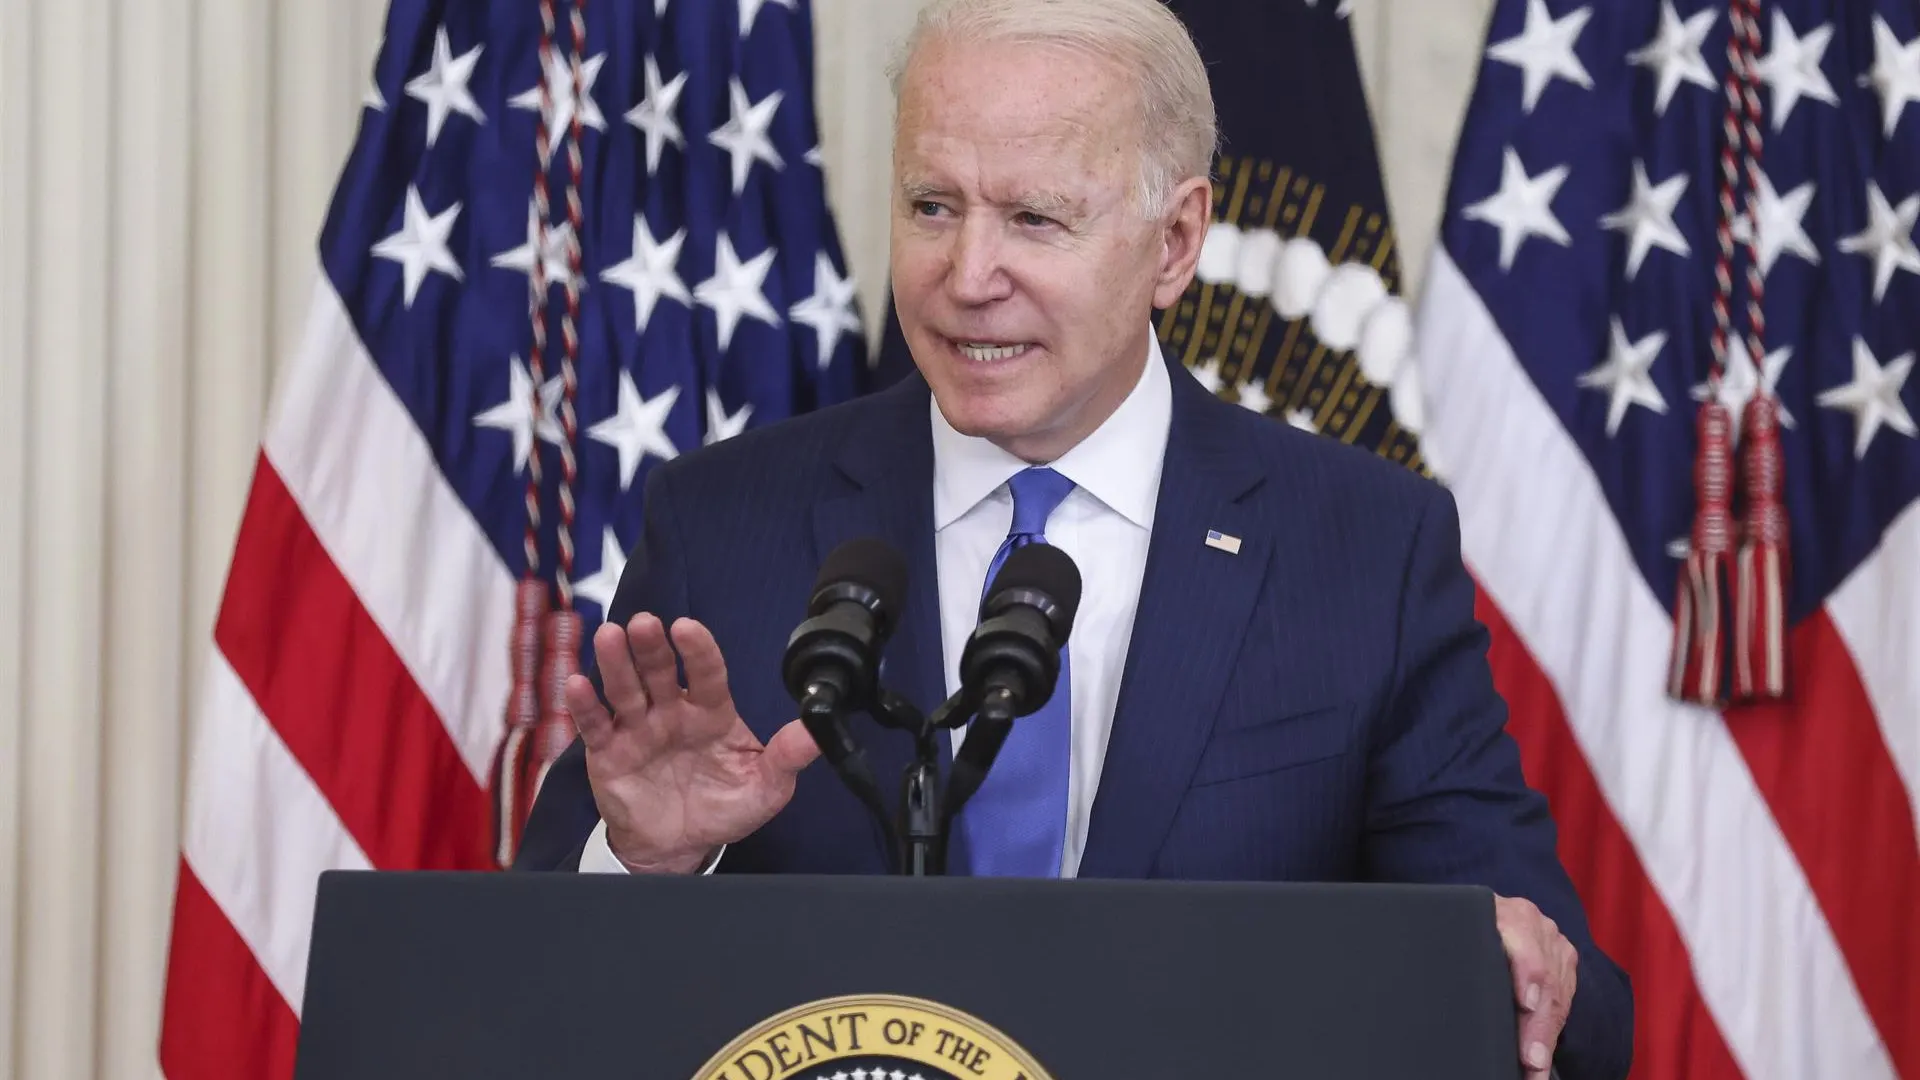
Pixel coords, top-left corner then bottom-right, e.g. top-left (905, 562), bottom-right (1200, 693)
top-left (825, 685), bottom-right (1019, 878)
top-left (899, 728), bottom-right (943, 876)
top-left (871, 689), bottom-right (946, 876)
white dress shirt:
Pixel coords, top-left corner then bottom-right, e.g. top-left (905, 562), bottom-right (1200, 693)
top-left (580, 330), bottom-right (1173, 877)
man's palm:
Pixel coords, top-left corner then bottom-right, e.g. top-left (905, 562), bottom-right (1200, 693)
top-left (566, 613), bottom-right (820, 874)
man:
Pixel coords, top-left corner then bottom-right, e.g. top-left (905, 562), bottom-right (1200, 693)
top-left (515, 1), bottom-right (1632, 1076)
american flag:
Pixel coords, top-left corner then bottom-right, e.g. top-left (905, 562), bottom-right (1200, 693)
top-left (156, 0), bottom-right (865, 1075)
top-left (1413, 0), bottom-right (1917, 1076)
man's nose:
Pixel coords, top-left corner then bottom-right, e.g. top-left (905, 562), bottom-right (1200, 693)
top-left (946, 219), bottom-right (1013, 305)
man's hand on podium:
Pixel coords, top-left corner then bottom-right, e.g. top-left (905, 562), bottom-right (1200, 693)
top-left (563, 611), bottom-right (822, 875)
top-left (1495, 894), bottom-right (1578, 1078)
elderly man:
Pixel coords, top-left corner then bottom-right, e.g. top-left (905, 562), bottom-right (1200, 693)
top-left (515, 0), bottom-right (1632, 1077)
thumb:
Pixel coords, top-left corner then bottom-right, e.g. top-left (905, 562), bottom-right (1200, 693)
top-left (764, 717), bottom-right (824, 776)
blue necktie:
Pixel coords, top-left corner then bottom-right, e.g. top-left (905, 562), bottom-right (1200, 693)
top-left (961, 466), bottom-right (1075, 878)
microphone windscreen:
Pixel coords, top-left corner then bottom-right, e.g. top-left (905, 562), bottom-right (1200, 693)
top-left (985, 543), bottom-right (1082, 638)
top-left (813, 537), bottom-right (909, 617)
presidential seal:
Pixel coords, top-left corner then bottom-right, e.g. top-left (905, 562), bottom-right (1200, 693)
top-left (691, 994), bottom-right (1055, 1080)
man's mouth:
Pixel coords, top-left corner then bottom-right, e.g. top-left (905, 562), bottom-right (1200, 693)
top-left (953, 341), bottom-right (1035, 363)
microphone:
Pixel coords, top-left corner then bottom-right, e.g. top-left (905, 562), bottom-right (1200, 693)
top-left (783, 537), bottom-right (908, 719)
top-left (963, 542), bottom-right (1082, 716)
top-left (782, 538), bottom-right (909, 864)
top-left (943, 542), bottom-right (1083, 822)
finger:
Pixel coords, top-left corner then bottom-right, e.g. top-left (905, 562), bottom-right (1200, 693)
top-left (1516, 1008), bottom-right (1558, 1076)
top-left (1528, 939), bottom-right (1578, 1076)
top-left (671, 618), bottom-right (735, 712)
top-left (1516, 943), bottom-right (1574, 1078)
top-left (1558, 938), bottom-right (1580, 1007)
top-left (1498, 921), bottom-right (1549, 1014)
top-left (1495, 911), bottom-right (1552, 1074)
top-left (625, 612), bottom-right (684, 707)
top-left (764, 717), bottom-right (824, 777)
top-left (593, 620), bottom-right (649, 716)
top-left (565, 673), bottom-right (617, 751)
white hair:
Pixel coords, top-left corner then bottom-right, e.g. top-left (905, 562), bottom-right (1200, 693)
top-left (888, 0), bottom-right (1218, 216)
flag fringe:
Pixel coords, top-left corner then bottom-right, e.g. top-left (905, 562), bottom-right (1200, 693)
top-left (1733, 395), bottom-right (1789, 700)
top-left (539, 609), bottom-right (584, 766)
top-left (1669, 402), bottom-right (1735, 706)
top-left (492, 579), bottom-right (552, 868)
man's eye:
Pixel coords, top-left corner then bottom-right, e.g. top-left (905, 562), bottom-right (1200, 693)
top-left (914, 201), bottom-right (946, 217)
top-left (1015, 211), bottom-right (1053, 228)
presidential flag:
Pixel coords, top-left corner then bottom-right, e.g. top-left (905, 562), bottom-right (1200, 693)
top-left (1412, 0), bottom-right (1918, 1076)
top-left (157, 0), bottom-right (866, 1076)
top-left (1149, 0), bottom-right (1427, 464)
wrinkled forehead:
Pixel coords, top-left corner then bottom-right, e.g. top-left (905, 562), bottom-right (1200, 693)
top-left (892, 36), bottom-right (1140, 197)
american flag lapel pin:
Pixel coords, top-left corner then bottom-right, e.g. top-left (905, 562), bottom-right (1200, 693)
top-left (1205, 529), bottom-right (1243, 555)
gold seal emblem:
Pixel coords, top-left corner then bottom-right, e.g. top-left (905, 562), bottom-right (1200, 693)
top-left (691, 994), bottom-right (1055, 1080)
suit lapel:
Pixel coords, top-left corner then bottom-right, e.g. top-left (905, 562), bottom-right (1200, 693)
top-left (1077, 367), bottom-right (1271, 879)
top-left (810, 377), bottom-right (949, 868)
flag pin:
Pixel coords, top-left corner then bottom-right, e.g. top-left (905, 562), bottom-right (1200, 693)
top-left (1205, 529), bottom-right (1242, 555)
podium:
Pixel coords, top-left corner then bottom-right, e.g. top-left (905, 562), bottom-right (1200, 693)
top-left (292, 869), bottom-right (1521, 1079)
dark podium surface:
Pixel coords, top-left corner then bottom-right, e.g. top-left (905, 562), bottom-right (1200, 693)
top-left (293, 870), bottom-right (1520, 1079)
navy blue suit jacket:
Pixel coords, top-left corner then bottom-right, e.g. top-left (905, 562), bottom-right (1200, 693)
top-left (515, 352), bottom-right (1632, 1079)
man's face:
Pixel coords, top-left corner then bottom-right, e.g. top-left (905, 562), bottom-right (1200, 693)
top-left (889, 36), bottom-right (1208, 462)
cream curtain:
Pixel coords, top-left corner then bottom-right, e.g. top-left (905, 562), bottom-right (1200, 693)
top-left (0, 0), bottom-right (1493, 1076)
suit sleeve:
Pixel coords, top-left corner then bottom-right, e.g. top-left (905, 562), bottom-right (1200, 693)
top-left (1363, 484), bottom-right (1633, 1080)
top-left (511, 461), bottom-right (694, 872)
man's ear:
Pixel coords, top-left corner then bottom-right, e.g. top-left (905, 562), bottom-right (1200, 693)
top-left (1152, 176), bottom-right (1213, 310)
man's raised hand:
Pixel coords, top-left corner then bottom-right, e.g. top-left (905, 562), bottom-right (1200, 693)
top-left (564, 612), bottom-right (821, 874)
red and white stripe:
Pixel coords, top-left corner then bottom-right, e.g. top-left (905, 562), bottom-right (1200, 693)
top-left (159, 276), bottom-right (515, 1079)
top-left (1415, 250), bottom-right (1916, 1079)
top-left (1828, 504), bottom-right (1920, 842)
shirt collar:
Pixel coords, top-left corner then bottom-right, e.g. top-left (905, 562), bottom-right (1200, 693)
top-left (931, 328), bottom-right (1173, 531)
